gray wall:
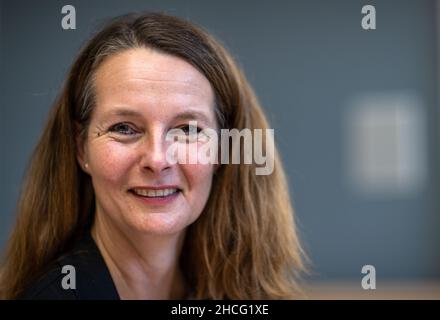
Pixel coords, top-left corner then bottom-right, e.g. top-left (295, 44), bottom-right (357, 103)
top-left (1, 0), bottom-right (439, 282)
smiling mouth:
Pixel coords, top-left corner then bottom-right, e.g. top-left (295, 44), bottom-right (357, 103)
top-left (129, 188), bottom-right (181, 198)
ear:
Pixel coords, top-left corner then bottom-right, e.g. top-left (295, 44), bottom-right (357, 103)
top-left (74, 121), bottom-right (89, 173)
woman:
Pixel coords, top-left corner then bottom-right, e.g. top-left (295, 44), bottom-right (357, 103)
top-left (0, 12), bottom-right (306, 299)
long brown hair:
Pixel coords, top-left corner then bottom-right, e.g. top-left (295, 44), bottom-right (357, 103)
top-left (0, 12), bottom-right (306, 299)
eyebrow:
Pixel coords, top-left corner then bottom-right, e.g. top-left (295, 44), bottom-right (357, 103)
top-left (103, 107), bottom-right (214, 125)
top-left (172, 110), bottom-right (214, 125)
top-left (105, 108), bottom-right (143, 118)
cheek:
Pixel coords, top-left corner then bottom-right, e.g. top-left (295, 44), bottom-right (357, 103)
top-left (181, 163), bottom-right (214, 199)
top-left (179, 163), bottom-right (215, 224)
top-left (88, 142), bottom-right (137, 185)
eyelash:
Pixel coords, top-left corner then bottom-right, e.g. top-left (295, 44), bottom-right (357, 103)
top-left (178, 124), bottom-right (203, 134)
top-left (108, 123), bottom-right (203, 136)
top-left (108, 123), bottom-right (138, 136)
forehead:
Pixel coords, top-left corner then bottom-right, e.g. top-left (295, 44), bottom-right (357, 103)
top-left (93, 47), bottom-right (215, 120)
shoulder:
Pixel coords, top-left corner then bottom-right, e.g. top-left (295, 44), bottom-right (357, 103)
top-left (18, 233), bottom-right (119, 300)
top-left (18, 261), bottom-right (77, 300)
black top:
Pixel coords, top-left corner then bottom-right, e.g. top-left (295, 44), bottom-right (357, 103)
top-left (19, 232), bottom-right (120, 300)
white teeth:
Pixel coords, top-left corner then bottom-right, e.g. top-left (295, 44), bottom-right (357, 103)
top-left (132, 188), bottom-right (178, 197)
top-left (147, 190), bottom-right (156, 197)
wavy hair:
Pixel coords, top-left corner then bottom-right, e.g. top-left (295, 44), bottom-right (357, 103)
top-left (0, 12), bottom-right (306, 299)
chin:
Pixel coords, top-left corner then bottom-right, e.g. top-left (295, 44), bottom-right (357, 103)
top-left (131, 214), bottom-right (191, 236)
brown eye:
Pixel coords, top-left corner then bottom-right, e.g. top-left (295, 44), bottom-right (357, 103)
top-left (179, 124), bottom-right (202, 135)
top-left (175, 125), bottom-right (209, 144)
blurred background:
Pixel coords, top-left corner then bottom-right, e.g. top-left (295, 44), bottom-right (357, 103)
top-left (1, 0), bottom-right (439, 299)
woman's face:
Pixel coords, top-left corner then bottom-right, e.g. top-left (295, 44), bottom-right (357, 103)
top-left (79, 48), bottom-right (217, 236)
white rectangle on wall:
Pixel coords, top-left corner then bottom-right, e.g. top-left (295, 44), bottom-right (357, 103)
top-left (345, 92), bottom-right (427, 196)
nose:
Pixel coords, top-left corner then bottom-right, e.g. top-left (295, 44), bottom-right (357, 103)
top-left (139, 128), bottom-right (172, 174)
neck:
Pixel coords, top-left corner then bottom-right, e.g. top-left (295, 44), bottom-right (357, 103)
top-left (91, 212), bottom-right (188, 300)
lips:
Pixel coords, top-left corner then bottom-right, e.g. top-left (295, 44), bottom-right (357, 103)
top-left (131, 187), bottom-right (179, 198)
top-left (129, 185), bottom-right (182, 199)
top-left (129, 186), bottom-right (182, 206)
